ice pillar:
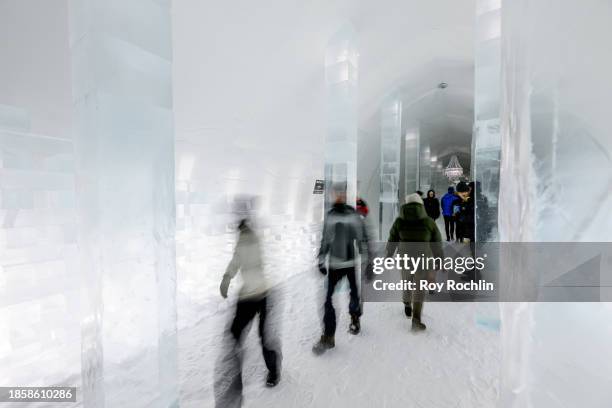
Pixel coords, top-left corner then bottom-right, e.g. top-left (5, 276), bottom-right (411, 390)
top-left (402, 124), bottom-right (420, 200)
top-left (429, 157), bottom-right (446, 192)
top-left (419, 140), bottom-right (431, 192)
top-left (498, 1), bottom-right (612, 406)
top-left (473, 0), bottom-right (501, 242)
top-left (324, 25), bottom-right (358, 208)
top-left (69, 1), bottom-right (177, 406)
top-left (379, 98), bottom-right (402, 239)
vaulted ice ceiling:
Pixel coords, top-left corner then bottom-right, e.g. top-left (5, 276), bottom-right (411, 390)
top-left (352, 0), bottom-right (476, 170)
top-left (173, 0), bottom-right (477, 192)
top-left (1, 0), bottom-right (476, 163)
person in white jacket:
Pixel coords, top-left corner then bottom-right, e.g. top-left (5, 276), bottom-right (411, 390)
top-left (219, 218), bottom-right (280, 388)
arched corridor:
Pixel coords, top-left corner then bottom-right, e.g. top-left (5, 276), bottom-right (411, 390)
top-left (0, 1), bottom-right (611, 407)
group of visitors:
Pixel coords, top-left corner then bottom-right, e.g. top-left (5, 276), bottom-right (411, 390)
top-left (421, 181), bottom-right (475, 243)
top-left (215, 181), bottom-right (477, 406)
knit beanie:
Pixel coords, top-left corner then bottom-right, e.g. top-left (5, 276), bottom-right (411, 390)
top-left (405, 193), bottom-right (424, 205)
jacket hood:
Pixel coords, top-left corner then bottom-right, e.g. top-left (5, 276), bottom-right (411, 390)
top-left (399, 202), bottom-right (428, 220)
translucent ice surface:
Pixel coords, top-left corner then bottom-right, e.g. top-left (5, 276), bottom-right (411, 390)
top-left (379, 97), bottom-right (402, 239)
top-left (403, 125), bottom-right (420, 198)
top-left (498, 1), bottom-right (612, 406)
top-left (0, 104), bottom-right (31, 132)
top-left (70, 0), bottom-right (177, 406)
top-left (0, 118), bottom-right (79, 391)
top-left (324, 25), bottom-right (358, 208)
top-left (419, 140), bottom-right (431, 191)
top-left (473, 0), bottom-right (501, 242)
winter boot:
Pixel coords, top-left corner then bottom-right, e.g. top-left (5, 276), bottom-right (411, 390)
top-left (312, 335), bottom-right (335, 355)
top-left (266, 371), bottom-right (280, 387)
top-left (349, 315), bottom-right (360, 335)
top-left (411, 319), bottom-right (427, 332)
top-left (404, 305), bottom-right (412, 318)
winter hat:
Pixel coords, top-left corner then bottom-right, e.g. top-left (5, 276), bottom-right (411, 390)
top-left (447, 186), bottom-right (454, 193)
top-left (405, 193), bottom-right (424, 205)
top-left (456, 181), bottom-right (469, 193)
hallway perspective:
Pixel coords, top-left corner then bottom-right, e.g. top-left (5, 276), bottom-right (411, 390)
top-left (0, 0), bottom-right (611, 407)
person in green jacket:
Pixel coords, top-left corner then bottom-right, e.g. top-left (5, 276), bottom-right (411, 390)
top-left (385, 193), bottom-right (443, 331)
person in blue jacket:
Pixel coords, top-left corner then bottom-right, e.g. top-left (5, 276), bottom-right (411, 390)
top-left (440, 186), bottom-right (457, 241)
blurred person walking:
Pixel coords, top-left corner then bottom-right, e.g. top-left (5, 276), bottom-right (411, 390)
top-left (423, 189), bottom-right (441, 221)
top-left (385, 193), bottom-right (443, 331)
top-left (441, 186), bottom-right (456, 241)
top-left (313, 183), bottom-right (371, 355)
top-left (215, 217), bottom-right (281, 408)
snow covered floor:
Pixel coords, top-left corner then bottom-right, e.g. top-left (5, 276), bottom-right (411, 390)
top-left (178, 268), bottom-right (501, 407)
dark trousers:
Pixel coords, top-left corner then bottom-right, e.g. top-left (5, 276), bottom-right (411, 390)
top-left (230, 297), bottom-right (279, 376)
top-left (401, 268), bottom-right (425, 321)
top-left (444, 215), bottom-right (455, 240)
top-left (455, 219), bottom-right (464, 241)
top-left (323, 267), bottom-right (361, 337)
top-left (215, 296), bottom-right (280, 408)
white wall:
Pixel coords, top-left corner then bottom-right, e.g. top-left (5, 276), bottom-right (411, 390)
top-left (0, 0), bottom-right (72, 137)
top-left (0, 0), bottom-right (77, 392)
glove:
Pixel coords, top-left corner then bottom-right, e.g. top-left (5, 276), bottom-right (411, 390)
top-left (220, 276), bottom-right (230, 298)
top-left (318, 264), bottom-right (327, 275)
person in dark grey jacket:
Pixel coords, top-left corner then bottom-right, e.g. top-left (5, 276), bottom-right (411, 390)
top-left (313, 183), bottom-right (371, 355)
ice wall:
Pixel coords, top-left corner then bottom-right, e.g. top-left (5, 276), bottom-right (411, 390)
top-left (498, 0), bottom-right (612, 406)
top-left (173, 138), bottom-right (322, 329)
top-left (379, 98), bottom-right (402, 239)
top-left (325, 25), bottom-right (358, 208)
top-left (473, 0), bottom-right (501, 241)
top-left (402, 124), bottom-right (420, 200)
top-left (0, 105), bottom-right (31, 132)
top-left (419, 140), bottom-right (431, 192)
top-left (69, 0), bottom-right (178, 406)
top-left (0, 109), bottom-right (80, 390)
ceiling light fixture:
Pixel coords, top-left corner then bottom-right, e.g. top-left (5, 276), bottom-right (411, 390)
top-left (444, 155), bottom-right (463, 180)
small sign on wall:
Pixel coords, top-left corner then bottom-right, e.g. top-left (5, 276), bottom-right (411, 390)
top-left (313, 179), bottom-right (325, 194)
